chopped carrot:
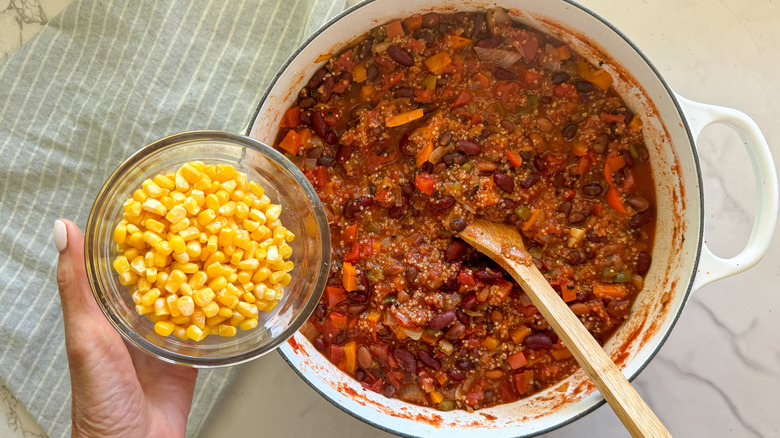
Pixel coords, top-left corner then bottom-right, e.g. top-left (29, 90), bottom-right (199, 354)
top-left (606, 154), bottom-right (626, 172)
top-left (507, 351), bottom-right (528, 369)
top-left (343, 341), bottom-right (357, 373)
top-left (342, 262), bottom-right (358, 292)
top-left (385, 20), bottom-right (404, 39)
top-left (507, 150), bottom-right (523, 167)
top-left (279, 107), bottom-right (300, 128)
top-left (628, 115), bottom-right (643, 132)
top-left (561, 281), bottom-right (577, 302)
top-left (424, 51), bottom-right (452, 74)
top-left (511, 325), bottom-right (531, 344)
top-left (385, 108), bottom-right (424, 127)
top-left (416, 141), bottom-right (434, 167)
top-left (551, 348), bottom-right (573, 360)
top-left (343, 223), bottom-right (358, 243)
top-left (434, 372), bottom-right (449, 386)
top-left (360, 84), bottom-right (374, 100)
top-left (592, 283), bottom-right (628, 299)
top-left (429, 390), bottom-right (444, 404)
top-left (444, 35), bottom-right (473, 49)
top-left (604, 162), bottom-right (627, 213)
top-left (513, 370), bottom-right (534, 395)
top-left (521, 209), bottom-right (541, 231)
top-left (403, 14), bottom-right (422, 32)
top-left (414, 172), bottom-right (436, 196)
top-left (572, 142), bottom-right (589, 157)
top-left (278, 130), bottom-right (302, 155)
top-left (325, 286), bottom-right (347, 307)
top-left (482, 336), bottom-right (500, 351)
top-left (577, 60), bottom-right (613, 90)
top-left (556, 45), bottom-right (571, 60)
top-left (331, 312), bottom-right (348, 329)
top-left (353, 64), bottom-right (367, 83)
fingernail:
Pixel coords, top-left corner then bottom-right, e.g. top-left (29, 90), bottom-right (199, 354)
top-left (54, 219), bottom-right (68, 253)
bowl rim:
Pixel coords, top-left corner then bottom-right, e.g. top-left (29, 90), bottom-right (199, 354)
top-left (85, 129), bottom-right (331, 367)
top-left (246, 0), bottom-right (704, 435)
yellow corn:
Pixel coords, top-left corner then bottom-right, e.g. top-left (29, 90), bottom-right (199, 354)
top-left (202, 301), bottom-right (220, 318)
top-left (248, 181), bottom-right (264, 198)
top-left (164, 269), bottom-right (186, 293)
top-left (191, 308), bottom-right (206, 329)
top-left (113, 223), bottom-right (127, 244)
top-left (217, 324), bottom-right (238, 337)
top-left (113, 256), bottom-right (130, 274)
top-left (193, 287), bottom-right (215, 307)
top-left (186, 240), bottom-right (202, 258)
top-left (172, 249), bottom-right (190, 263)
top-left (207, 314), bottom-right (229, 327)
top-left (141, 288), bottom-right (161, 307)
top-left (180, 163), bottom-right (203, 184)
top-left (153, 174), bottom-right (175, 190)
top-left (132, 189), bottom-right (148, 203)
top-left (173, 325), bottom-right (188, 340)
top-left (179, 226), bottom-right (200, 241)
top-left (177, 295), bottom-right (195, 316)
top-left (266, 204), bottom-right (282, 222)
top-left (170, 218), bottom-right (190, 233)
top-left (208, 276), bottom-right (227, 292)
top-left (142, 198), bottom-right (167, 216)
top-left (153, 297), bottom-right (169, 316)
top-left (239, 318), bottom-right (258, 331)
top-left (153, 320), bottom-right (176, 337)
top-left (142, 179), bottom-right (165, 198)
top-left (186, 324), bottom-right (206, 342)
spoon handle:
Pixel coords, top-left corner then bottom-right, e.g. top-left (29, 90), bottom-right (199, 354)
top-left (504, 257), bottom-right (672, 438)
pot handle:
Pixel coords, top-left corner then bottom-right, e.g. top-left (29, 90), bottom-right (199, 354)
top-left (675, 94), bottom-right (778, 291)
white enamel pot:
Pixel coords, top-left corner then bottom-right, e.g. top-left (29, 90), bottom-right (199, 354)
top-left (246, 0), bottom-right (779, 436)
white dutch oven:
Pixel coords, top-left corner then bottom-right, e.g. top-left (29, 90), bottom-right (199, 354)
top-left (246, 0), bottom-right (779, 436)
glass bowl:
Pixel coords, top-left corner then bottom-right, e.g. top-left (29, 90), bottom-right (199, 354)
top-left (85, 130), bottom-right (330, 367)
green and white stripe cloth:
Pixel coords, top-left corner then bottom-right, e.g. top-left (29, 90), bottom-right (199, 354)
top-left (0, 0), bottom-right (345, 436)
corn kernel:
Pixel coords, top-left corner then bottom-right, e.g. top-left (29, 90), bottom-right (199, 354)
top-left (216, 291), bottom-right (239, 309)
top-left (234, 201), bottom-right (249, 220)
top-left (130, 256), bottom-right (146, 275)
top-left (248, 209), bottom-right (266, 224)
top-left (252, 267), bottom-right (272, 283)
top-left (142, 230), bottom-right (162, 247)
top-left (229, 312), bottom-right (245, 325)
top-left (177, 295), bottom-right (195, 316)
top-left (218, 324), bottom-right (238, 337)
top-left (154, 297), bottom-right (170, 316)
top-left (155, 240), bottom-right (173, 256)
top-left (266, 245), bottom-right (280, 263)
top-left (155, 271), bottom-right (169, 289)
top-left (188, 271), bottom-right (208, 289)
top-left (131, 290), bottom-right (143, 305)
top-left (169, 217), bottom-right (190, 233)
top-left (145, 267), bottom-right (158, 283)
top-left (191, 189), bottom-right (205, 205)
top-left (178, 282), bottom-right (193, 297)
top-left (266, 204), bottom-right (282, 222)
top-left (218, 307), bottom-right (233, 318)
top-left (269, 270), bottom-right (287, 285)
top-left (207, 314), bottom-right (229, 327)
top-left (218, 201), bottom-right (236, 217)
top-left (154, 252), bottom-right (170, 269)
top-left (179, 226), bottom-right (200, 241)
top-left (183, 197), bottom-right (200, 215)
top-left (186, 240), bottom-right (202, 258)
top-left (141, 288), bottom-right (161, 307)
top-left (242, 292), bottom-right (256, 304)
top-left (279, 243), bottom-right (293, 259)
top-left (191, 308), bottom-right (206, 329)
top-left (186, 324), bottom-right (206, 341)
top-left (173, 325), bottom-right (188, 340)
top-left (142, 198), bottom-right (167, 216)
top-left (202, 301), bottom-right (220, 318)
top-left (240, 318), bottom-right (258, 331)
top-left (174, 262), bottom-right (199, 274)
top-left (144, 218), bottom-right (166, 235)
top-left (164, 269), bottom-right (186, 293)
top-left (113, 256), bottom-right (130, 274)
top-left (164, 205), bottom-right (186, 224)
top-left (114, 223), bottom-right (127, 244)
top-left (170, 235), bottom-right (186, 254)
top-left (154, 320), bottom-right (175, 337)
top-left (132, 189), bottom-right (148, 203)
top-left (142, 179), bottom-right (165, 198)
top-left (180, 163), bottom-right (203, 184)
top-left (205, 194), bottom-right (220, 210)
top-left (135, 304), bottom-right (153, 316)
top-left (193, 287), bottom-right (215, 307)
top-left (167, 294), bottom-right (181, 317)
top-left (123, 199), bottom-right (143, 217)
top-left (248, 180), bottom-right (264, 197)
top-left (225, 283), bottom-right (242, 297)
top-left (136, 278), bottom-right (152, 293)
top-left (208, 276), bottom-right (227, 291)
top-left (154, 174), bottom-right (175, 190)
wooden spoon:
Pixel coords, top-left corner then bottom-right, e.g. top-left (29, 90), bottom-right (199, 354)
top-left (459, 220), bottom-right (671, 438)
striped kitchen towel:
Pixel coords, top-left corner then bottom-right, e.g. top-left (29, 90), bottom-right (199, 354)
top-left (0, 0), bottom-right (345, 436)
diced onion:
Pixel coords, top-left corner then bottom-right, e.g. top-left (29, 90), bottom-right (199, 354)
top-left (473, 47), bottom-right (522, 68)
top-left (428, 146), bottom-right (452, 164)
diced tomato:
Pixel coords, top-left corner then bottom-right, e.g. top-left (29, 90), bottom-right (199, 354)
top-left (305, 165), bottom-right (328, 187)
top-left (330, 344), bottom-right (346, 367)
top-left (458, 269), bottom-right (476, 287)
top-left (279, 107), bottom-right (300, 128)
top-left (465, 390), bottom-right (485, 407)
top-left (507, 352), bottom-right (528, 369)
top-left (512, 370), bottom-right (534, 395)
top-left (414, 172), bottom-right (436, 196)
top-left (342, 224), bottom-right (357, 244)
top-left (330, 312), bottom-right (348, 329)
top-left (474, 72), bottom-right (490, 88)
top-left (601, 112), bottom-right (626, 124)
top-left (450, 89), bottom-right (473, 108)
top-left (334, 51), bottom-right (354, 73)
top-left (561, 281), bottom-right (577, 302)
top-left (592, 202), bottom-right (605, 217)
top-left (343, 237), bottom-right (374, 262)
top-left (326, 287), bottom-right (347, 307)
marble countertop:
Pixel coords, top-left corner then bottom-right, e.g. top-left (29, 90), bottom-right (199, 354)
top-left (2, 0), bottom-right (779, 437)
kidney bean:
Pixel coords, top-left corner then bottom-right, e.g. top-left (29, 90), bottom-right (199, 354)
top-left (366, 63), bottom-right (379, 82)
top-left (347, 303), bottom-right (366, 316)
top-left (533, 155), bottom-right (546, 171)
top-left (456, 309), bottom-right (469, 324)
top-left (475, 34), bottom-right (503, 48)
top-left (414, 28), bottom-right (436, 45)
top-left (421, 12), bottom-right (440, 28)
top-left (500, 119), bottom-right (516, 133)
top-left (382, 384), bottom-right (396, 398)
top-left (462, 294), bottom-right (478, 310)
top-left (552, 71), bottom-right (570, 85)
top-left (313, 337), bottom-right (328, 351)
top-left (457, 140), bottom-right (481, 156)
top-left (587, 233), bottom-right (603, 243)
top-left (450, 218), bottom-right (467, 232)
top-left (474, 268), bottom-right (503, 284)
top-left (520, 172), bottom-right (541, 189)
top-left (592, 134), bottom-right (609, 155)
top-left (477, 161), bottom-right (498, 173)
top-left (493, 66), bottom-right (517, 81)
top-left (627, 195), bottom-right (649, 212)
top-left (432, 162), bottom-right (447, 175)
top-left (314, 302), bottom-right (326, 319)
top-left (606, 299), bottom-right (631, 318)
top-left (444, 240), bottom-right (467, 262)
top-left (335, 145), bottom-right (353, 165)
top-left (398, 132), bottom-right (417, 157)
top-left (405, 266), bottom-right (418, 284)
top-left (311, 111), bottom-right (327, 138)
top-left (437, 130), bottom-right (453, 147)
top-left (563, 123), bottom-right (578, 141)
top-left (347, 292), bottom-right (369, 303)
top-left (636, 251), bottom-right (652, 276)
top-left (575, 80), bottom-right (595, 93)
top-left (401, 182), bottom-right (415, 196)
top-left (393, 348), bottom-right (417, 373)
top-left (437, 22), bottom-right (451, 35)
top-left (493, 173), bottom-right (515, 193)
top-left (540, 95), bottom-right (552, 105)
top-left (557, 201), bottom-right (572, 216)
top-left (629, 208), bottom-right (654, 228)
top-left (316, 156), bottom-right (335, 167)
top-left (387, 45), bottom-right (414, 67)
top-left (445, 322), bottom-right (466, 340)
top-left (325, 130), bottom-right (339, 145)
top-left (417, 350), bottom-right (442, 370)
top-left (356, 345), bottom-right (373, 369)
top-left (622, 149), bottom-right (635, 167)
top-left (569, 302), bottom-right (590, 316)
top-left (456, 360), bottom-right (476, 371)
top-left (568, 211), bottom-right (586, 224)
top-left (388, 204), bottom-right (405, 218)
top-left (621, 110), bottom-right (635, 125)
top-left (523, 332), bottom-right (555, 350)
top-left (444, 152), bottom-right (467, 165)
top-left (432, 196), bottom-right (456, 212)
top-left (319, 75), bottom-right (335, 102)
top-left (394, 86), bottom-right (415, 98)
top-left (343, 195), bottom-right (373, 218)
top-left (307, 67), bottom-right (328, 89)
top-left (428, 310), bottom-right (456, 330)
top-left (333, 330), bottom-right (348, 345)
top-left (566, 249), bottom-right (586, 265)
top-left (299, 97), bottom-right (316, 109)
top-left (582, 183), bottom-right (603, 196)
top-left (448, 369), bottom-right (467, 381)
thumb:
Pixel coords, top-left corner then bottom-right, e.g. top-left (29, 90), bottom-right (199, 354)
top-left (55, 219), bottom-right (128, 365)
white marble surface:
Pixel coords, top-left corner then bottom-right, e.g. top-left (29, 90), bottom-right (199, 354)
top-left (2, 0), bottom-right (779, 437)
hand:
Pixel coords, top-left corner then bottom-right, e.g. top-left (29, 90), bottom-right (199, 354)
top-left (55, 219), bottom-right (198, 438)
